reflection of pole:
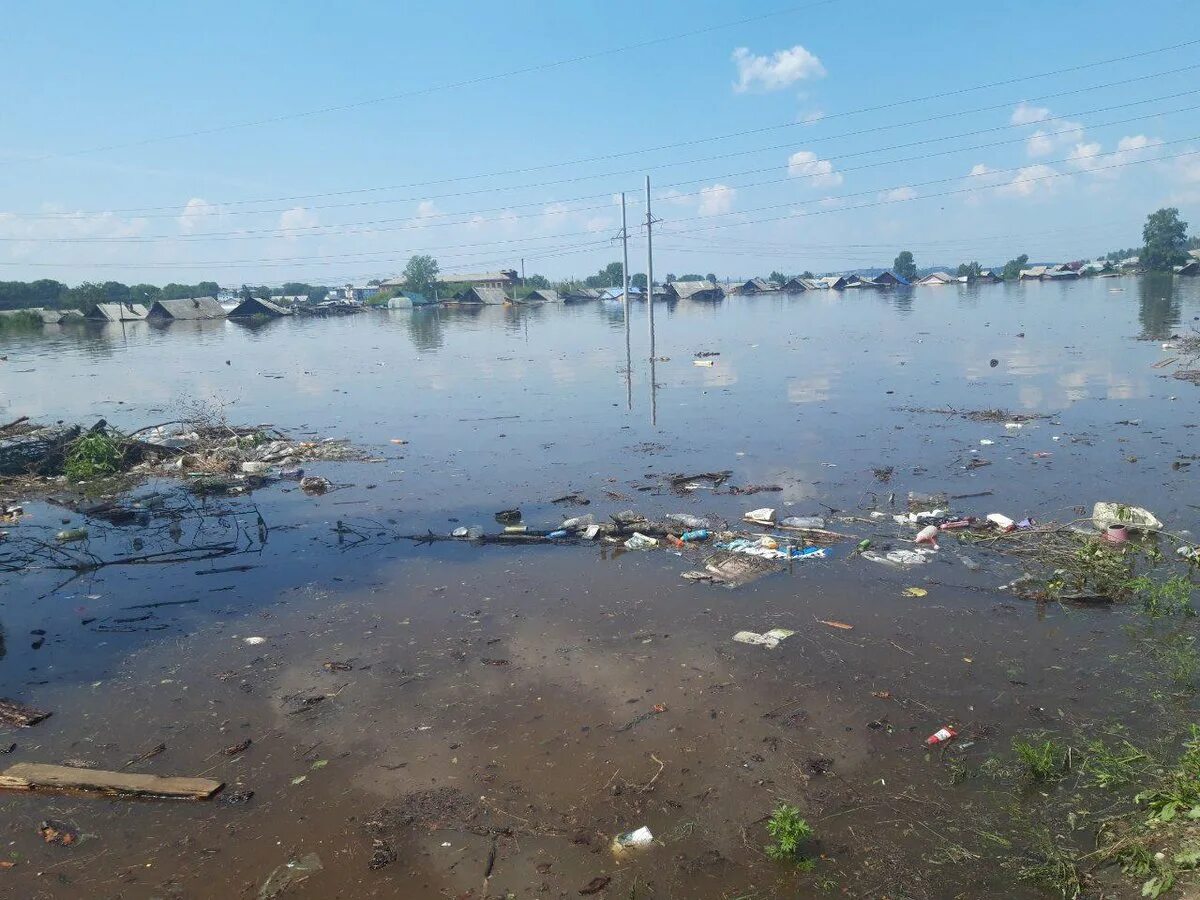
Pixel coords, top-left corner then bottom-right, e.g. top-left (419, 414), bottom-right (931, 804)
top-left (645, 176), bottom-right (655, 362)
top-left (621, 191), bottom-right (632, 410)
top-left (621, 192), bottom-right (630, 329)
top-left (649, 354), bottom-right (658, 427)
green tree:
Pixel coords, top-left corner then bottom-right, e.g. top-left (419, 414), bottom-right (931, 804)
top-left (525, 274), bottom-right (550, 289)
top-left (706, 273), bottom-right (717, 283)
top-left (665, 273), bottom-right (677, 283)
top-left (403, 254), bottom-right (439, 294)
top-left (768, 270), bottom-right (786, 284)
top-left (129, 284), bottom-right (162, 304)
top-left (1141, 207), bottom-right (1189, 271)
top-left (956, 261), bottom-right (982, 279)
top-left (101, 281), bottom-right (130, 302)
top-left (893, 250), bottom-right (917, 281)
top-left (630, 273), bottom-right (648, 290)
top-left (1002, 253), bottom-right (1030, 281)
top-left (800, 270), bottom-right (815, 279)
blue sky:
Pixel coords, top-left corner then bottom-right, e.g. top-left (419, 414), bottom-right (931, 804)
top-left (2, 0), bottom-right (1197, 285)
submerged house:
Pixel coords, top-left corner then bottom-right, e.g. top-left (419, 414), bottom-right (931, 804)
top-left (146, 297), bottom-right (227, 321)
top-left (563, 287), bottom-right (603, 302)
top-left (459, 286), bottom-right (508, 305)
top-left (85, 302), bottom-right (149, 322)
top-left (735, 277), bottom-right (780, 295)
top-left (817, 275), bottom-right (849, 290)
top-left (228, 297), bottom-right (292, 318)
top-left (38, 309), bottom-right (85, 324)
top-left (1177, 260), bottom-right (1200, 276)
top-left (522, 289), bottom-right (561, 304)
top-left (781, 277), bottom-right (821, 292)
top-left (666, 280), bottom-right (724, 301)
top-left (975, 269), bottom-right (1002, 283)
top-left (385, 292), bottom-right (435, 309)
top-left (1019, 266), bottom-right (1049, 280)
top-left (872, 271), bottom-right (911, 287)
top-left (917, 271), bottom-right (955, 286)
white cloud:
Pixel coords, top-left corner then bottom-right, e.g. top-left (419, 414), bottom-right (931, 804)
top-left (0, 207), bottom-right (148, 262)
top-left (178, 197), bottom-right (217, 233)
top-left (732, 45), bottom-right (825, 92)
top-left (1067, 141), bottom-right (1105, 174)
top-left (788, 150), bottom-right (843, 187)
top-left (1011, 102), bottom-right (1050, 125)
top-left (998, 164), bottom-right (1064, 198)
top-left (697, 183), bottom-right (736, 215)
top-left (279, 206), bottom-right (318, 235)
top-left (415, 200), bottom-right (439, 219)
top-left (800, 110), bottom-right (825, 123)
top-left (1027, 120), bottom-right (1084, 158)
top-left (880, 186), bottom-right (916, 202)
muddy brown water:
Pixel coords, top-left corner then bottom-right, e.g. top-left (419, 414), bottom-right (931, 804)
top-left (2, 275), bottom-right (1199, 898)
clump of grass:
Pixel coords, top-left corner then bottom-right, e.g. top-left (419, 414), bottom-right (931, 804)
top-left (1082, 738), bottom-right (1150, 789)
top-left (1017, 828), bottom-right (1082, 898)
top-left (1013, 736), bottom-right (1074, 782)
top-left (0, 310), bottom-right (44, 330)
top-left (1131, 575), bottom-right (1197, 618)
top-left (63, 431), bottom-right (124, 480)
top-left (765, 803), bottom-right (815, 868)
top-left (1135, 726), bottom-right (1200, 824)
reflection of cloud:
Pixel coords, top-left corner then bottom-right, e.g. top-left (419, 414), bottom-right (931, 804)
top-left (1018, 384), bottom-right (1044, 410)
top-left (787, 376), bottom-right (832, 403)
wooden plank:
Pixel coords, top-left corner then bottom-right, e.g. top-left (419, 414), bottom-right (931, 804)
top-left (0, 699), bottom-right (51, 728)
top-left (0, 763), bottom-right (223, 800)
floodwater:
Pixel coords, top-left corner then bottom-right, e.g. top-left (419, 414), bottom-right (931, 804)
top-left (1, 274), bottom-right (1199, 898)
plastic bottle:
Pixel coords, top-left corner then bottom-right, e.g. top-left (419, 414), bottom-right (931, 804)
top-left (680, 529), bottom-right (710, 542)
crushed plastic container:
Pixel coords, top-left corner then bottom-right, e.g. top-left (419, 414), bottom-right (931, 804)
top-left (624, 532), bottom-right (658, 550)
top-left (779, 516), bottom-right (826, 530)
top-left (665, 513), bottom-right (710, 530)
top-left (680, 529), bottom-right (710, 542)
top-left (986, 513), bottom-right (1016, 532)
top-left (743, 508), bottom-right (775, 525)
top-left (561, 514), bottom-right (595, 532)
top-left (613, 826), bottom-right (654, 851)
top-left (914, 524), bottom-right (939, 546)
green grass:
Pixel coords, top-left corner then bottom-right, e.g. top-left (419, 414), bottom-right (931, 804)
top-left (1082, 738), bottom-right (1151, 789)
top-left (1013, 736), bottom-right (1074, 782)
top-left (63, 431), bottom-right (124, 480)
top-left (764, 803), bottom-right (815, 866)
top-left (1017, 829), bottom-right (1082, 898)
top-left (1132, 575), bottom-right (1197, 618)
top-left (0, 310), bottom-right (44, 330)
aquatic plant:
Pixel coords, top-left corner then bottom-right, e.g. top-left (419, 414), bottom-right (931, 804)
top-left (63, 432), bottom-right (124, 480)
top-left (765, 803), bottom-right (815, 866)
top-left (1012, 736), bottom-right (1073, 782)
top-left (1082, 738), bottom-right (1151, 789)
top-left (1017, 829), bottom-right (1082, 898)
top-left (1131, 574), bottom-right (1197, 618)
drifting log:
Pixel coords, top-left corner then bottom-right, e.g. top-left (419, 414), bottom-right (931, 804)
top-left (0, 763), bottom-right (223, 800)
top-left (0, 698), bottom-right (51, 728)
top-left (0, 424), bottom-right (81, 476)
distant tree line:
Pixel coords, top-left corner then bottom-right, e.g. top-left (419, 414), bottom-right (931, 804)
top-left (0, 279), bottom-right (221, 312)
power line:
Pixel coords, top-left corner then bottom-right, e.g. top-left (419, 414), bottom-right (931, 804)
top-left (10, 47), bottom-right (1199, 219)
top-left (8, 146), bottom-right (1192, 276)
top-left (8, 94), bottom-right (1197, 245)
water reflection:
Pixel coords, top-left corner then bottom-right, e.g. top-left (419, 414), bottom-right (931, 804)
top-left (889, 287), bottom-right (916, 315)
top-left (406, 307), bottom-right (444, 351)
top-left (1137, 273), bottom-right (1181, 339)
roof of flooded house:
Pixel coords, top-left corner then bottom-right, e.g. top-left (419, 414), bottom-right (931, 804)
top-left (228, 297), bottom-right (292, 317)
top-left (462, 286), bottom-right (509, 304)
top-left (147, 297), bottom-right (227, 320)
top-left (86, 302), bottom-right (149, 320)
top-left (668, 280), bottom-right (721, 299)
top-left (525, 289), bottom-right (560, 302)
